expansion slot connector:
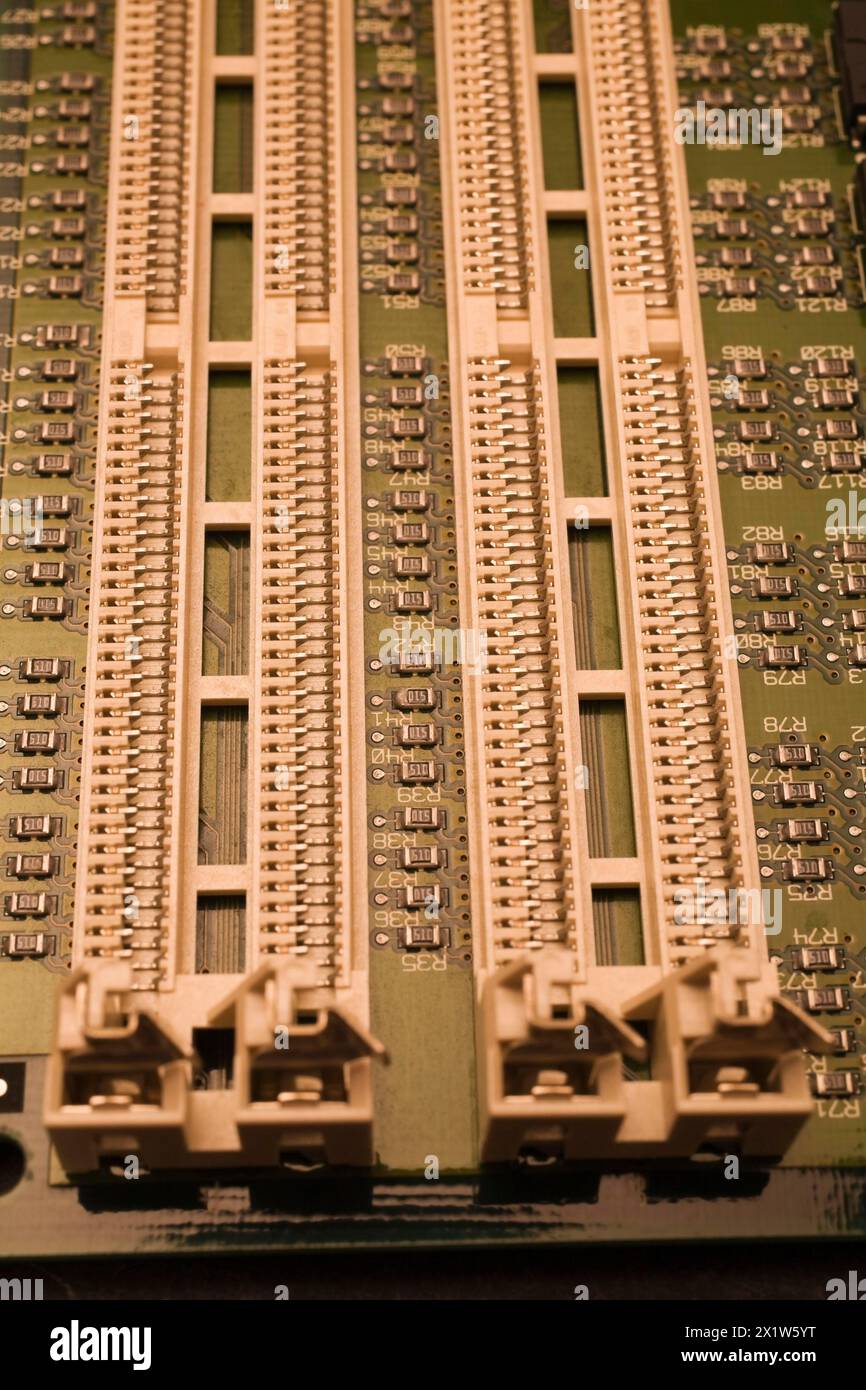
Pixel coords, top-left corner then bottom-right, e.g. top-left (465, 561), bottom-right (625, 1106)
top-left (45, 0), bottom-right (382, 1174)
top-left (440, 0), bottom-right (830, 1164)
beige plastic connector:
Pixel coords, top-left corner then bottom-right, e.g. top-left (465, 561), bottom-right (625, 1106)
top-left (46, 960), bottom-right (384, 1172)
top-left (45, 962), bottom-right (195, 1173)
top-left (438, 0), bottom-right (829, 1163)
top-left (624, 949), bottom-right (833, 1160)
top-left (45, 0), bottom-right (381, 1172)
top-left (480, 947), bottom-right (831, 1162)
top-left (479, 951), bottom-right (647, 1163)
top-left (208, 963), bottom-right (385, 1168)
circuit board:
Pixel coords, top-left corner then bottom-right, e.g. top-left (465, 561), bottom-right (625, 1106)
top-left (1, 0), bottom-right (865, 1260)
